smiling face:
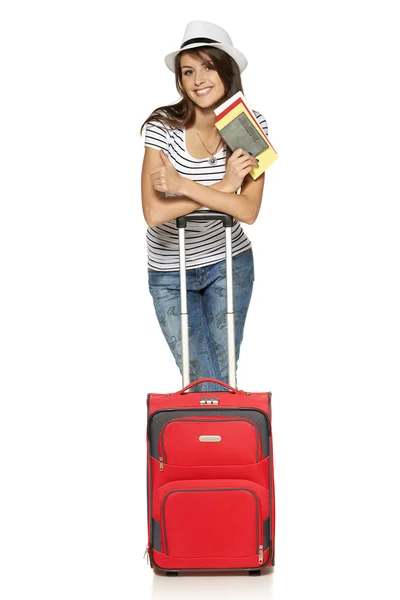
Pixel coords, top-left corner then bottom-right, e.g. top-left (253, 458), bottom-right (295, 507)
top-left (179, 51), bottom-right (227, 109)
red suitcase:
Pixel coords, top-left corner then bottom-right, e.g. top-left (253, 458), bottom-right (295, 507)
top-left (145, 211), bottom-right (275, 575)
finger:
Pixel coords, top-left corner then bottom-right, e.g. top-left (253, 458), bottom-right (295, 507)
top-left (239, 165), bottom-right (255, 178)
top-left (150, 171), bottom-right (166, 182)
top-left (236, 156), bottom-right (258, 167)
top-left (232, 148), bottom-right (249, 157)
top-left (152, 181), bottom-right (166, 192)
top-left (148, 166), bottom-right (166, 175)
top-left (229, 148), bottom-right (248, 159)
top-left (150, 174), bottom-right (164, 183)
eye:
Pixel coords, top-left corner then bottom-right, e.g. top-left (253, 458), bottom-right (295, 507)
top-left (183, 65), bottom-right (212, 76)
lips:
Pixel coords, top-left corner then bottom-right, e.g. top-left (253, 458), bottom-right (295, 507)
top-left (194, 87), bottom-right (213, 96)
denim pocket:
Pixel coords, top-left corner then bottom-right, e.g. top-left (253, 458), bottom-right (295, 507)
top-left (233, 249), bottom-right (255, 285)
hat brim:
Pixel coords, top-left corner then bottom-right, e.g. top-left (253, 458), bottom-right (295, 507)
top-left (164, 42), bottom-right (248, 74)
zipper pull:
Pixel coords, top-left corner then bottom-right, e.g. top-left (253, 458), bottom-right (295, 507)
top-left (159, 456), bottom-right (164, 472)
top-left (143, 544), bottom-right (150, 564)
top-left (258, 545), bottom-right (264, 564)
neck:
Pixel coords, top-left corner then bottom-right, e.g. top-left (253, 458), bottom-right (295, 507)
top-left (193, 106), bottom-right (217, 133)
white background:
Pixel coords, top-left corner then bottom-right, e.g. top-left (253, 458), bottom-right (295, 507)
top-left (1, 1), bottom-right (399, 598)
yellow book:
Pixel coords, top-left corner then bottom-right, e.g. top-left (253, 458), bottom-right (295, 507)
top-left (214, 93), bottom-right (278, 180)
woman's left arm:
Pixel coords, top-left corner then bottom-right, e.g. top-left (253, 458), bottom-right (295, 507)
top-left (180, 172), bottom-right (265, 224)
top-left (151, 150), bottom-right (265, 224)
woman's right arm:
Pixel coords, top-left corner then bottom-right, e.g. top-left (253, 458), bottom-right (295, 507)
top-left (141, 147), bottom-right (203, 227)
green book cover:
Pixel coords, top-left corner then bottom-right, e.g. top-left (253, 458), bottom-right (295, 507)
top-left (219, 112), bottom-right (269, 156)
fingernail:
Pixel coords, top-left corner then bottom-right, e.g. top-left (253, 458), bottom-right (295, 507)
top-left (248, 152), bottom-right (253, 155)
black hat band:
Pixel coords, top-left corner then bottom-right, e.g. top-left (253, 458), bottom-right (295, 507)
top-left (180, 37), bottom-right (220, 49)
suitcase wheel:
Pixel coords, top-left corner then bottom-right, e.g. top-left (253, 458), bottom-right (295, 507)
top-left (249, 569), bottom-right (261, 576)
top-left (166, 571), bottom-right (179, 577)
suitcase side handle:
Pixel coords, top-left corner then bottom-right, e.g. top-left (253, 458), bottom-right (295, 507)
top-left (176, 210), bottom-right (233, 228)
top-left (179, 377), bottom-right (238, 395)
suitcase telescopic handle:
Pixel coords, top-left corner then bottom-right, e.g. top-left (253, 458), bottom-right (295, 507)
top-left (176, 210), bottom-right (236, 389)
top-left (176, 210), bottom-right (233, 228)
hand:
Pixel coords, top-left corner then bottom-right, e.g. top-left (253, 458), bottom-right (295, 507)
top-left (223, 148), bottom-right (259, 192)
top-left (149, 150), bottom-right (183, 196)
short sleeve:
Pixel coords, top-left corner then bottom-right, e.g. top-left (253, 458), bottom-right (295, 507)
top-left (143, 120), bottom-right (169, 152)
top-left (253, 110), bottom-right (268, 138)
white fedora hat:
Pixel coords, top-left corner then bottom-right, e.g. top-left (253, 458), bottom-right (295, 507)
top-left (164, 20), bottom-right (248, 74)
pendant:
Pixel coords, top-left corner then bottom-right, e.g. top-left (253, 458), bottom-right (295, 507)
top-left (208, 156), bottom-right (217, 165)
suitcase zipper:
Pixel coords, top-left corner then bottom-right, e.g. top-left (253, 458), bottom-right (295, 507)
top-left (148, 407), bottom-right (271, 448)
top-left (161, 487), bottom-right (260, 557)
top-left (143, 544), bottom-right (150, 565)
top-left (159, 417), bottom-right (261, 466)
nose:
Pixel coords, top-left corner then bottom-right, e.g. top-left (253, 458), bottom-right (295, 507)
top-left (194, 71), bottom-right (206, 86)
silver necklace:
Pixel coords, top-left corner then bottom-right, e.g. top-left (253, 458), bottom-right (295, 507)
top-left (195, 129), bottom-right (223, 165)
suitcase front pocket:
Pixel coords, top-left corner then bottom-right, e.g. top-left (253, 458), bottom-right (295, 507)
top-left (157, 479), bottom-right (269, 561)
top-left (159, 418), bottom-right (262, 467)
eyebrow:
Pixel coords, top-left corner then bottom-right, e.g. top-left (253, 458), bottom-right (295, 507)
top-left (181, 61), bottom-right (210, 69)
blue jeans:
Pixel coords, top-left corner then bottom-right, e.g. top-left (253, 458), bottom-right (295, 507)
top-left (148, 248), bottom-right (255, 392)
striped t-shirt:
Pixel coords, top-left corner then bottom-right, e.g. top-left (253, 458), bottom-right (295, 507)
top-left (143, 110), bottom-right (268, 271)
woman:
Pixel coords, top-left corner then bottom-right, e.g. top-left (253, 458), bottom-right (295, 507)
top-left (140, 21), bottom-right (268, 392)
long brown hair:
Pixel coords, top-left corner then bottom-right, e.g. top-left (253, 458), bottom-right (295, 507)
top-left (139, 46), bottom-right (245, 162)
